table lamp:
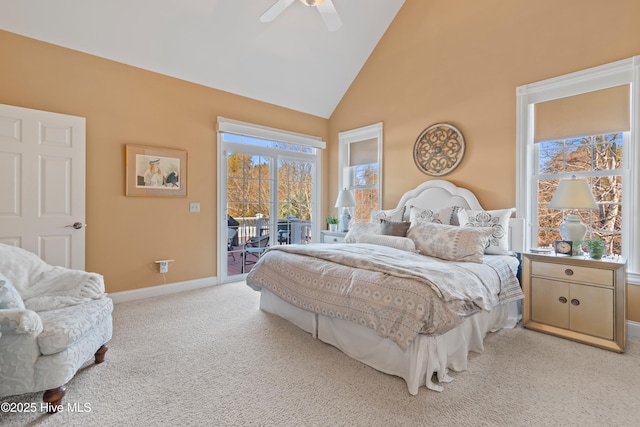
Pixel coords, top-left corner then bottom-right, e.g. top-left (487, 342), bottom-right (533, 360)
top-left (335, 188), bottom-right (356, 232)
top-left (548, 175), bottom-right (598, 255)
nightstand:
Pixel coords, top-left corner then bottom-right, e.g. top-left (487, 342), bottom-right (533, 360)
top-left (522, 253), bottom-right (626, 352)
top-left (320, 230), bottom-right (347, 244)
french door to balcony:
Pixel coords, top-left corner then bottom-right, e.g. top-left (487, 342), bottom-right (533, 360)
top-left (218, 125), bottom-right (322, 283)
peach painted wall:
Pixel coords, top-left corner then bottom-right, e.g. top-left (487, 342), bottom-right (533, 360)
top-left (1, 0), bottom-right (639, 322)
top-left (329, 0), bottom-right (640, 321)
top-left (0, 30), bottom-right (329, 293)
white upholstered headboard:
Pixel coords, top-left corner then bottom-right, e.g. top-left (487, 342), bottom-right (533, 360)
top-left (394, 180), bottom-right (525, 253)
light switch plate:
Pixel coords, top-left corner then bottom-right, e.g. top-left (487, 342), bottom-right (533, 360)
top-left (190, 202), bottom-right (200, 213)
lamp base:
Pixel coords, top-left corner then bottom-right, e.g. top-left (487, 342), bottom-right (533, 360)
top-left (339, 208), bottom-right (351, 232)
top-left (559, 214), bottom-right (587, 256)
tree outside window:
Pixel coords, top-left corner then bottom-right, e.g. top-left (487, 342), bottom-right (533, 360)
top-left (536, 132), bottom-right (623, 256)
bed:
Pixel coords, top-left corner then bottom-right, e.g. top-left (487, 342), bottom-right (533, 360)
top-left (246, 180), bottom-right (525, 395)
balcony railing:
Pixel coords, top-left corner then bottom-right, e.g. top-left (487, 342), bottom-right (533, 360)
top-left (228, 216), bottom-right (312, 246)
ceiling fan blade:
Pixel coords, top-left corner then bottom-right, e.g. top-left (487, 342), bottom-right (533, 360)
top-left (316, 0), bottom-right (342, 31)
top-left (260, 0), bottom-right (296, 23)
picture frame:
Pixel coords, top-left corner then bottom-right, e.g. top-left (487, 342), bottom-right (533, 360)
top-left (125, 144), bottom-right (188, 197)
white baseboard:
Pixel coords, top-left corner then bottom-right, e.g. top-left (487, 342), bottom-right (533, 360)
top-left (109, 276), bottom-right (218, 304)
top-left (628, 320), bottom-right (640, 338)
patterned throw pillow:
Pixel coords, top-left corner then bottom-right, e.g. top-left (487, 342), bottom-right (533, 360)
top-left (458, 208), bottom-right (515, 255)
top-left (380, 219), bottom-right (411, 237)
top-left (345, 222), bottom-right (381, 243)
top-left (356, 234), bottom-right (416, 252)
top-left (0, 273), bottom-right (25, 310)
top-left (370, 206), bottom-right (406, 223)
top-left (407, 222), bottom-right (493, 263)
top-left (408, 206), bottom-right (464, 226)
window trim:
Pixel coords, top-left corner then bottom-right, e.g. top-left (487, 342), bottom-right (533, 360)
top-left (338, 122), bottom-right (383, 220)
top-left (218, 117), bottom-right (326, 149)
top-left (516, 56), bottom-right (640, 282)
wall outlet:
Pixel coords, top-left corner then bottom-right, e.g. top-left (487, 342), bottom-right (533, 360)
top-left (190, 202), bottom-right (200, 213)
top-left (155, 259), bottom-right (174, 273)
top-left (159, 261), bottom-right (168, 273)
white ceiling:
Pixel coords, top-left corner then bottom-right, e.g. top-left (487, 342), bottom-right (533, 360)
top-left (0, 0), bottom-right (405, 118)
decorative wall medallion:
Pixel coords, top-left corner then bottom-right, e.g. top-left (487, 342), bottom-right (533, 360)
top-left (413, 123), bottom-right (465, 176)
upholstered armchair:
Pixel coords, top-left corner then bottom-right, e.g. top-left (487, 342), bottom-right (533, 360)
top-left (0, 244), bottom-right (113, 413)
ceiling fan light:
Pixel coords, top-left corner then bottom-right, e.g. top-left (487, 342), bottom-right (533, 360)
top-left (300, 0), bottom-right (323, 6)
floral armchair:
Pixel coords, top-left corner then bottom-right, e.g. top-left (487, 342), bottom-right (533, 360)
top-left (0, 244), bottom-right (113, 413)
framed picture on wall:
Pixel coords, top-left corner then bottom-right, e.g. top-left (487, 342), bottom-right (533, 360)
top-left (125, 144), bottom-right (188, 197)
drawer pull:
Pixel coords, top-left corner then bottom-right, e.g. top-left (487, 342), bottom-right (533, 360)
top-left (571, 299), bottom-right (580, 306)
top-left (564, 269), bottom-right (574, 276)
top-left (558, 296), bottom-right (567, 304)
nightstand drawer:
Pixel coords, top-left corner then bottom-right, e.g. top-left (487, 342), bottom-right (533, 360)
top-left (320, 231), bottom-right (346, 244)
top-left (531, 261), bottom-right (612, 286)
top-left (322, 235), bottom-right (345, 244)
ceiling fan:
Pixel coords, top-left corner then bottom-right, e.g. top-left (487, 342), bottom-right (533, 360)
top-left (260, 0), bottom-right (343, 32)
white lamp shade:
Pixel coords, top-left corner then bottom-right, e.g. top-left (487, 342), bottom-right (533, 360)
top-left (548, 177), bottom-right (598, 210)
top-left (335, 189), bottom-right (356, 208)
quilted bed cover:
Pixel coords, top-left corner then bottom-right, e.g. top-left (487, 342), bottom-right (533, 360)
top-left (246, 243), bottom-right (522, 350)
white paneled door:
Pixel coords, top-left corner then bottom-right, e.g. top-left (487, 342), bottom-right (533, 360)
top-left (0, 104), bottom-right (86, 269)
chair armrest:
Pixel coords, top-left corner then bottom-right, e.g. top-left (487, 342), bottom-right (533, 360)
top-left (0, 309), bottom-right (43, 336)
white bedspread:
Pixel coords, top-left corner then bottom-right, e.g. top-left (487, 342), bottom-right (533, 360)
top-left (0, 243), bottom-right (106, 312)
top-left (247, 243), bottom-right (522, 350)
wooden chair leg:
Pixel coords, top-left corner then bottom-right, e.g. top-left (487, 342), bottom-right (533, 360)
top-left (43, 386), bottom-right (66, 413)
top-left (95, 344), bottom-right (109, 364)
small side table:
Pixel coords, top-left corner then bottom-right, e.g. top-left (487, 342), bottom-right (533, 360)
top-left (522, 252), bottom-right (626, 352)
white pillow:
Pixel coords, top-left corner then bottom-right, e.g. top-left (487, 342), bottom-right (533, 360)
top-left (370, 206), bottom-right (406, 223)
top-left (458, 208), bottom-right (515, 255)
top-left (408, 206), bottom-right (464, 226)
top-left (407, 222), bottom-right (493, 263)
top-left (356, 234), bottom-right (416, 252)
top-left (345, 222), bottom-right (380, 243)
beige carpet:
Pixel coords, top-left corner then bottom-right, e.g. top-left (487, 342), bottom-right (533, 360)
top-left (2, 281), bottom-right (639, 427)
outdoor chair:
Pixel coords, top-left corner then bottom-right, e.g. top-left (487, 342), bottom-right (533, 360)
top-left (242, 235), bottom-right (270, 273)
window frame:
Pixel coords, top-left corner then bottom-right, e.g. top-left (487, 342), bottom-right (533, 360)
top-left (338, 122), bottom-right (383, 223)
top-left (533, 133), bottom-right (625, 253)
top-left (516, 56), bottom-right (640, 282)
top-left (217, 117), bottom-right (324, 283)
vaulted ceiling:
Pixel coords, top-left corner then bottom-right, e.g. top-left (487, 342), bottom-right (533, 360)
top-left (0, 0), bottom-right (405, 118)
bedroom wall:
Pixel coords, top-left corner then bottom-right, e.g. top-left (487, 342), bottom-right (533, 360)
top-left (328, 0), bottom-right (640, 321)
top-left (0, 30), bottom-right (329, 293)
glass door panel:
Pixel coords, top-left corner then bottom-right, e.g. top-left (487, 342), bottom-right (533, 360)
top-left (276, 158), bottom-right (314, 245)
top-left (222, 133), bottom-right (319, 281)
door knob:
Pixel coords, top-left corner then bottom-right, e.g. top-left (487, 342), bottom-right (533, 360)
top-left (65, 222), bottom-right (84, 230)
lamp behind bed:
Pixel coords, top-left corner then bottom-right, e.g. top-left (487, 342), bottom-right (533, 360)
top-left (335, 188), bottom-right (356, 232)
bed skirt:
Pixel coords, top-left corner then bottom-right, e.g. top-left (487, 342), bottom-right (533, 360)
top-left (259, 288), bottom-right (519, 395)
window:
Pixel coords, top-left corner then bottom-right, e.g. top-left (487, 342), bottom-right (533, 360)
top-left (535, 133), bottom-right (624, 256)
top-left (338, 123), bottom-right (383, 223)
top-left (516, 56), bottom-right (640, 282)
top-left (217, 118), bottom-right (324, 282)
